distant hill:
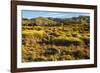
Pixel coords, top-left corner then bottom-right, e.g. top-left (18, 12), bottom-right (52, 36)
top-left (22, 16), bottom-right (90, 26)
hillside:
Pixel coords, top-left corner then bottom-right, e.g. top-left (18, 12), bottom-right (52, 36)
top-left (22, 15), bottom-right (90, 62)
top-left (22, 16), bottom-right (90, 26)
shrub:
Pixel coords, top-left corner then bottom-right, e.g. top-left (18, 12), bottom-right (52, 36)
top-left (57, 31), bottom-right (66, 35)
top-left (60, 50), bottom-right (72, 55)
top-left (71, 32), bottom-right (81, 38)
top-left (66, 32), bottom-right (71, 37)
top-left (80, 36), bottom-right (90, 45)
top-left (33, 26), bottom-right (43, 30)
top-left (86, 33), bottom-right (90, 37)
top-left (46, 55), bottom-right (59, 61)
top-left (32, 56), bottom-right (47, 61)
top-left (72, 27), bottom-right (77, 31)
top-left (59, 55), bottom-right (74, 60)
top-left (22, 30), bottom-right (46, 38)
top-left (49, 31), bottom-right (60, 37)
top-left (22, 26), bottom-right (33, 30)
top-left (44, 48), bottom-right (60, 56)
top-left (72, 49), bottom-right (89, 59)
top-left (68, 37), bottom-right (83, 45)
top-left (52, 36), bottom-right (83, 46)
top-left (64, 55), bottom-right (74, 60)
top-left (73, 49), bottom-right (83, 59)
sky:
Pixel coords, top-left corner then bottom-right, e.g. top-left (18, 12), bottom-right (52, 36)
top-left (22, 10), bottom-right (90, 19)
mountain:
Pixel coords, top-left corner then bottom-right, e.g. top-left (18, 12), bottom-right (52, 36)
top-left (22, 16), bottom-right (90, 26)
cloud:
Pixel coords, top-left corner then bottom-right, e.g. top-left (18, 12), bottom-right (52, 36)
top-left (22, 10), bottom-right (90, 19)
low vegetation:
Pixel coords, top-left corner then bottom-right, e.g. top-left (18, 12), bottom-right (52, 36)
top-left (22, 16), bottom-right (90, 62)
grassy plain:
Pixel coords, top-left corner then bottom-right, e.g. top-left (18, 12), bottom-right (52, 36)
top-left (22, 24), bottom-right (90, 62)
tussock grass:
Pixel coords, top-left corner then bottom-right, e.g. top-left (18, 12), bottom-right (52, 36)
top-left (22, 25), bottom-right (90, 62)
top-left (22, 30), bottom-right (46, 38)
top-left (52, 36), bottom-right (83, 46)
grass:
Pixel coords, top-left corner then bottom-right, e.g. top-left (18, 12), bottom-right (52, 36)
top-left (52, 36), bottom-right (83, 46)
top-left (22, 25), bottom-right (90, 62)
top-left (22, 30), bottom-right (46, 38)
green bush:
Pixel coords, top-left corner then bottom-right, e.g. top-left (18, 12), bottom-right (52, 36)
top-left (66, 32), bottom-right (71, 37)
top-left (52, 36), bottom-right (83, 46)
top-left (22, 26), bottom-right (33, 30)
top-left (49, 31), bottom-right (60, 37)
top-left (33, 26), bottom-right (43, 30)
top-left (22, 30), bottom-right (46, 38)
top-left (71, 32), bottom-right (81, 38)
top-left (68, 37), bottom-right (83, 45)
top-left (80, 36), bottom-right (90, 45)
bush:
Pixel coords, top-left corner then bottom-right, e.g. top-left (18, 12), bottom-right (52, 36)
top-left (32, 56), bottom-right (47, 61)
top-left (49, 31), bottom-right (60, 37)
top-left (59, 55), bottom-right (74, 60)
top-left (60, 50), bottom-right (72, 55)
top-left (86, 33), bottom-right (90, 37)
top-left (22, 26), bottom-right (33, 30)
top-left (69, 37), bottom-right (83, 45)
top-left (64, 55), bottom-right (74, 60)
top-left (71, 32), bottom-right (81, 38)
top-left (72, 27), bottom-right (78, 31)
top-left (66, 32), bottom-right (71, 37)
top-left (44, 48), bottom-right (60, 56)
top-left (73, 49), bottom-right (89, 59)
top-left (33, 26), bottom-right (43, 30)
top-left (52, 36), bottom-right (83, 46)
top-left (22, 30), bottom-right (46, 38)
top-left (80, 36), bottom-right (90, 45)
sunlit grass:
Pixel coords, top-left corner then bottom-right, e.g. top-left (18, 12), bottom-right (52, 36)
top-left (22, 25), bottom-right (90, 62)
